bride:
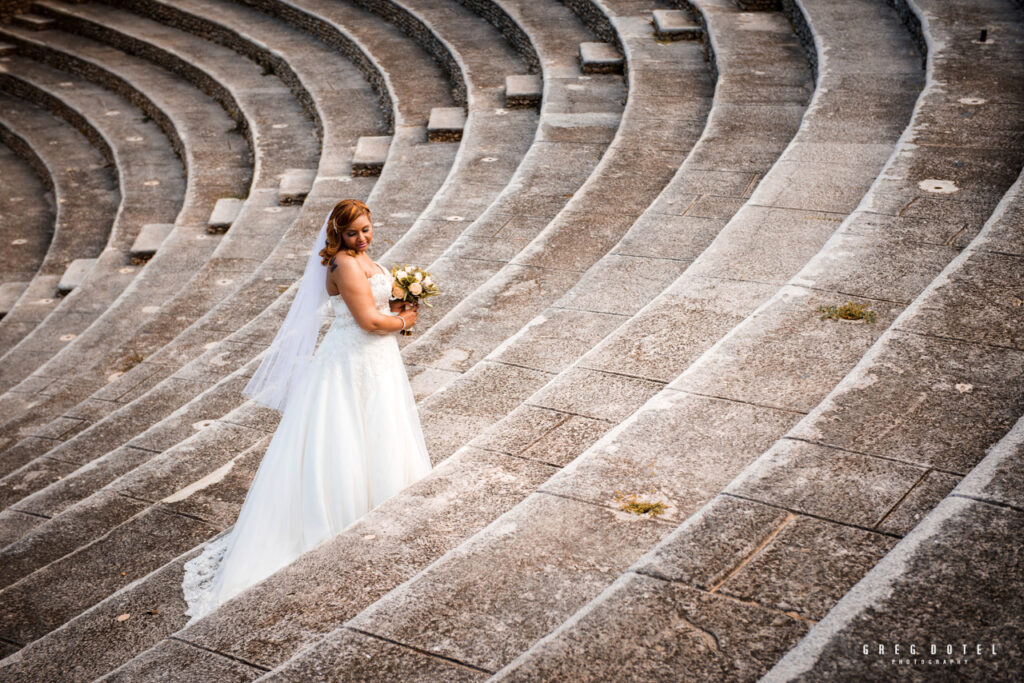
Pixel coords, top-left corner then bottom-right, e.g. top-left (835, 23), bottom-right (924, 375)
top-left (182, 199), bottom-right (432, 624)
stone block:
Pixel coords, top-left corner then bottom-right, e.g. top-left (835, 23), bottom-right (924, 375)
top-left (496, 574), bottom-right (808, 681)
top-left (653, 10), bottom-right (701, 41)
top-left (352, 135), bottom-right (391, 176)
top-left (529, 366), bottom-right (663, 423)
top-left (277, 168), bottom-right (316, 205)
top-left (12, 14), bottom-right (55, 31)
top-left (207, 198), bottom-right (243, 234)
top-left (426, 107), bottom-right (466, 142)
top-left (579, 42), bottom-right (623, 74)
top-left (348, 493), bottom-right (668, 672)
top-left (505, 74), bottom-right (542, 108)
top-left (726, 438), bottom-right (928, 528)
top-left (57, 258), bottom-right (98, 295)
top-left (0, 281), bottom-right (28, 317)
top-left (767, 498), bottom-right (1023, 679)
top-left (130, 223), bottom-right (174, 261)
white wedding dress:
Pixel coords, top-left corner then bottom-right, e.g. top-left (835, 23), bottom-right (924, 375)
top-left (182, 262), bottom-right (432, 624)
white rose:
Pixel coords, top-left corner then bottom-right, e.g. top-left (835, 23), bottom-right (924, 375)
top-left (415, 272), bottom-right (423, 281)
top-left (409, 282), bottom-right (423, 296)
top-left (423, 276), bottom-right (433, 287)
top-left (395, 270), bottom-right (408, 280)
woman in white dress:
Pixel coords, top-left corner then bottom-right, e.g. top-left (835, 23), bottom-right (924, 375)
top-left (182, 199), bottom-right (432, 624)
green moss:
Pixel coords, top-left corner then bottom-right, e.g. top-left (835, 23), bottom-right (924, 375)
top-left (818, 302), bottom-right (876, 323)
top-left (614, 491), bottom-right (668, 518)
top-left (119, 348), bottom-right (144, 372)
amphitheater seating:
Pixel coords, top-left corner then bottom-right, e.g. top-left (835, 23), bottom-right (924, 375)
top-left (0, 0), bottom-right (1020, 679)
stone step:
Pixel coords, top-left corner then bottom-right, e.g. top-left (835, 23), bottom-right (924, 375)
top-left (0, 41), bottom-right (17, 56)
top-left (579, 41), bottom-right (622, 73)
top-left (206, 198), bottom-right (244, 234)
top-left (362, 0), bottom-right (538, 273)
top-left (426, 106), bottom-right (466, 142)
top-left (0, 139), bottom-right (51, 301)
top-left (129, 223), bottom-right (175, 261)
top-left (502, 156), bottom-right (1024, 679)
top-left (397, 1), bottom-right (720, 455)
top-left (767, 414), bottom-right (1024, 681)
top-left (11, 13), bottom-right (54, 31)
top-left (351, 134), bottom-right (391, 176)
top-left (653, 9), bottom-right (702, 41)
top-left (276, 168), bottom-right (315, 205)
top-left (56, 257), bottom-right (98, 295)
top-left (0, 21), bottom-right (251, 454)
top-left (0, 282), bottom-right (30, 318)
top-left (504, 73), bottom-right (541, 107)
top-left (0, 91), bottom-right (120, 357)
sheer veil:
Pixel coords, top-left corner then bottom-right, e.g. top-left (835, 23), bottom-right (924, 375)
top-left (243, 214), bottom-right (331, 412)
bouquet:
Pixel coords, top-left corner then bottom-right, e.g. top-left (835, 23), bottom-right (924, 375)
top-left (390, 264), bottom-right (439, 335)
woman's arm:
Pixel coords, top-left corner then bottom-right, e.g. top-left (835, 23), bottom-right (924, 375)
top-left (332, 256), bottom-right (414, 334)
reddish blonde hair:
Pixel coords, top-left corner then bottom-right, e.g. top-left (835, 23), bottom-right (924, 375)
top-left (319, 199), bottom-right (371, 265)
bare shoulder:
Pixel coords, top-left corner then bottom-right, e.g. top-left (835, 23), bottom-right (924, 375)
top-left (330, 253), bottom-right (362, 279)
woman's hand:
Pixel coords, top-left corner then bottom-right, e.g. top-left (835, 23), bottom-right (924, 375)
top-left (389, 299), bottom-right (407, 313)
top-left (398, 307), bottom-right (418, 330)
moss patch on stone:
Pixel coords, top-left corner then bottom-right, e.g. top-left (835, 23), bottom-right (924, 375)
top-left (818, 302), bottom-right (876, 323)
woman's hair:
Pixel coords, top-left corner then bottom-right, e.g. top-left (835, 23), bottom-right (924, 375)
top-left (319, 199), bottom-right (371, 265)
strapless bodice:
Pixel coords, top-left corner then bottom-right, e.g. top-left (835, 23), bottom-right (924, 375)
top-left (327, 263), bottom-right (392, 332)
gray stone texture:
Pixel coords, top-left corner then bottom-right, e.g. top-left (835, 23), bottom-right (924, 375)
top-left (426, 106), bottom-right (466, 142)
top-left (130, 223), bottom-right (174, 260)
top-left (495, 574), bottom-right (809, 682)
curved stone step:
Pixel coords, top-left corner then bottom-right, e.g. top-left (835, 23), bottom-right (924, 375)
top-left (498, 148), bottom-right (1024, 682)
top-left (0, 0), bottom-right (398, 520)
top-left (766, 415), bottom-right (1024, 681)
top-left (394, 0), bottom-right (711, 403)
top-left (408, 0), bottom-right (810, 464)
top-left (0, 59), bottom-right (185, 394)
top-left (0, 92), bottom-right (120, 360)
top-left (0, 140), bottom-right (52, 310)
top-left (0, 23), bottom-right (254, 453)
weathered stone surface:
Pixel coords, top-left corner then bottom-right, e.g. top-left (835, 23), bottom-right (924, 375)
top-left (206, 198), bottom-right (244, 234)
top-left (487, 308), bottom-right (625, 374)
top-left (899, 249), bottom-right (1024, 351)
top-left (579, 42), bottom-right (622, 74)
top-left (276, 169), bottom-right (315, 205)
top-left (718, 516), bottom-right (897, 620)
top-left (0, 281), bottom-right (29, 316)
top-left (726, 438), bottom-right (927, 528)
top-left (789, 330), bottom-right (1024, 473)
top-left (495, 574), bottom-right (808, 682)
top-left (426, 106), bottom-right (466, 142)
top-left (57, 258), bottom-right (98, 295)
top-left (179, 448), bottom-right (557, 670)
top-left (877, 469), bottom-right (961, 536)
top-left (636, 494), bottom-right (792, 589)
top-left (130, 223), bottom-right (174, 260)
top-left (580, 275), bottom-right (774, 383)
top-left (349, 493), bottom-right (669, 672)
top-left (953, 416), bottom-right (1024, 510)
top-left (0, 41), bottom-right (17, 56)
top-left (264, 627), bottom-right (485, 682)
top-left (528, 366), bottom-right (663, 422)
top-left (652, 9), bottom-right (701, 41)
top-left (669, 286), bottom-right (900, 413)
top-left (352, 135), bottom-right (391, 176)
top-left (504, 74), bottom-right (541, 108)
top-left (767, 498), bottom-right (1023, 681)
top-left (105, 636), bottom-right (265, 682)
top-left (541, 390), bottom-right (800, 523)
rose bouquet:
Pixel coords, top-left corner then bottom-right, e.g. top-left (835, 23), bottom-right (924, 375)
top-left (390, 264), bottom-right (439, 335)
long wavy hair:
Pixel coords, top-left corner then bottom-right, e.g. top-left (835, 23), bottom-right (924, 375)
top-left (319, 199), bottom-right (371, 265)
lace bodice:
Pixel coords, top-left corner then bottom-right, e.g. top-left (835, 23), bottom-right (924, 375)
top-left (328, 263), bottom-right (392, 331)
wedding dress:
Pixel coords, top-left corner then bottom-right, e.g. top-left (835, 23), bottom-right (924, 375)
top-left (182, 261), bottom-right (432, 624)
